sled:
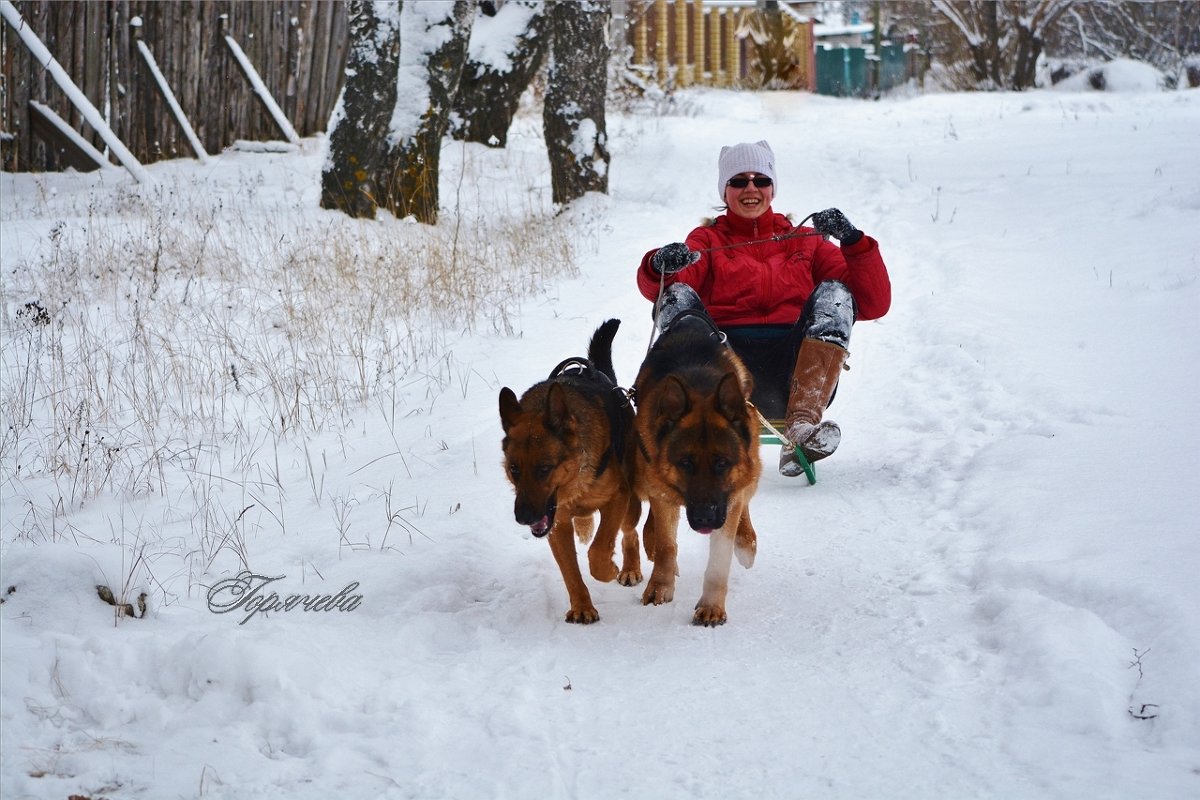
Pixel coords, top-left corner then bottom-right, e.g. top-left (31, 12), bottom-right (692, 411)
top-left (758, 417), bottom-right (817, 485)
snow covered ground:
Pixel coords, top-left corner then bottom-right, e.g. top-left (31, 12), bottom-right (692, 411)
top-left (3, 79), bottom-right (1199, 799)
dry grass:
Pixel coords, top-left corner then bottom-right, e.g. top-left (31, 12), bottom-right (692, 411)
top-left (1, 156), bottom-right (577, 592)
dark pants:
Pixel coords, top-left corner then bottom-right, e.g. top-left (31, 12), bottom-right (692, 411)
top-left (654, 281), bottom-right (856, 419)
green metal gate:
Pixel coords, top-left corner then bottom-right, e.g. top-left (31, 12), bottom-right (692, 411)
top-left (816, 43), bottom-right (907, 97)
top-left (816, 45), bottom-right (868, 96)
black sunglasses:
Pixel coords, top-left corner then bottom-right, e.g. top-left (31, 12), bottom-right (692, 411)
top-left (727, 175), bottom-right (773, 189)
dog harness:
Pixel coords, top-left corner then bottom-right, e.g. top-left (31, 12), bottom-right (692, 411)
top-left (547, 357), bottom-right (632, 479)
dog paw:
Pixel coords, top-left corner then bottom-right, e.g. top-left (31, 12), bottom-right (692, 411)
top-left (617, 568), bottom-right (643, 587)
top-left (692, 604), bottom-right (727, 627)
top-left (589, 557), bottom-right (619, 583)
top-left (565, 605), bottom-right (600, 624)
top-left (641, 581), bottom-right (674, 606)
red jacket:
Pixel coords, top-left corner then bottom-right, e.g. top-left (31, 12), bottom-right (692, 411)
top-left (637, 209), bottom-right (891, 327)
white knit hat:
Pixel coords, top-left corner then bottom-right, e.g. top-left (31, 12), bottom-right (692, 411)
top-left (717, 140), bottom-right (777, 200)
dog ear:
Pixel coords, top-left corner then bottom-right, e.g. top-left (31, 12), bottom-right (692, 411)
top-left (499, 387), bottom-right (522, 432)
top-left (658, 375), bottom-right (692, 423)
top-left (544, 382), bottom-right (576, 434)
top-left (714, 372), bottom-right (747, 422)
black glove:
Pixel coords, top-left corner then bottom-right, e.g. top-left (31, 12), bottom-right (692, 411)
top-left (651, 242), bottom-right (699, 275)
top-left (811, 208), bottom-right (862, 245)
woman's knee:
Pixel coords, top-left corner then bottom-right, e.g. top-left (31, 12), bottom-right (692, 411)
top-left (654, 283), bottom-right (706, 332)
top-left (798, 280), bottom-right (856, 347)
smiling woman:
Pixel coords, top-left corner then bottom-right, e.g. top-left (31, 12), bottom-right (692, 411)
top-left (635, 139), bottom-right (892, 477)
top-left (717, 140), bottom-right (777, 219)
top-left (724, 170), bottom-right (774, 218)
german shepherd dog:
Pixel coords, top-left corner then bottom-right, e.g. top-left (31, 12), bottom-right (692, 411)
top-left (632, 311), bottom-right (762, 626)
top-left (499, 319), bottom-right (642, 624)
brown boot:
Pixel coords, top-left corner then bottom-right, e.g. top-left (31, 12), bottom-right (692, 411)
top-left (782, 338), bottom-right (848, 471)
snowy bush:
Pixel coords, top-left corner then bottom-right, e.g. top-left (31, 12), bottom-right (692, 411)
top-left (1050, 58), bottom-right (1168, 92)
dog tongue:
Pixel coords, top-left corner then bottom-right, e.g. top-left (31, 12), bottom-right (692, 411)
top-left (695, 527), bottom-right (713, 535)
top-left (531, 517), bottom-right (551, 537)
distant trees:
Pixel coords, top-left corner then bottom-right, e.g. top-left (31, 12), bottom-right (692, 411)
top-left (929, 1), bottom-right (1077, 90)
top-left (323, 0), bottom-right (609, 223)
top-left (891, 0), bottom-right (1198, 91)
top-left (1051, 1), bottom-right (1200, 87)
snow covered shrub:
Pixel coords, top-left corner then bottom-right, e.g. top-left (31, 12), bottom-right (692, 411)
top-left (1051, 58), bottom-right (1167, 92)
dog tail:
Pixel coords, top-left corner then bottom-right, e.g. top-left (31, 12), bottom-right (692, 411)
top-left (588, 318), bottom-right (621, 384)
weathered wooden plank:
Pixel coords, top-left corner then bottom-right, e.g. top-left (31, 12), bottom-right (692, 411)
top-left (322, 0), bottom-right (348, 130)
top-left (83, 0), bottom-right (103, 144)
top-left (285, 2), bottom-right (302, 124)
top-left (306, 0), bottom-right (333, 132)
top-left (293, 0), bottom-right (317, 134)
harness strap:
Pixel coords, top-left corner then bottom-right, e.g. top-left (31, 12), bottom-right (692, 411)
top-left (547, 357), bottom-right (632, 479)
top-left (593, 445), bottom-right (612, 478)
top-left (548, 356), bottom-right (595, 380)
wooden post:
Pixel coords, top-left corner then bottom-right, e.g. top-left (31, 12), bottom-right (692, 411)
top-left (710, 8), bottom-right (723, 87)
top-left (725, 8), bottom-right (740, 87)
top-left (729, 8), bottom-right (739, 85)
top-left (655, 0), bottom-right (668, 84)
top-left (692, 0), bottom-right (705, 85)
top-left (633, 0), bottom-right (648, 68)
top-left (674, 0), bottom-right (688, 86)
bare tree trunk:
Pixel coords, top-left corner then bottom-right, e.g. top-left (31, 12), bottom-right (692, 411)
top-left (378, 0), bottom-right (473, 223)
top-left (1009, 0), bottom-right (1076, 90)
top-left (451, 0), bottom-right (549, 148)
top-left (544, 0), bottom-right (610, 206)
top-left (933, 0), bottom-right (1075, 90)
top-left (966, 0), bottom-right (1002, 89)
top-left (1011, 23), bottom-right (1041, 90)
top-left (320, 0), bottom-right (401, 218)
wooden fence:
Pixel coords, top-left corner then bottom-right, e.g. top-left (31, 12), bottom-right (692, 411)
top-left (623, 0), bottom-right (815, 91)
top-left (1, 0), bottom-right (349, 172)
